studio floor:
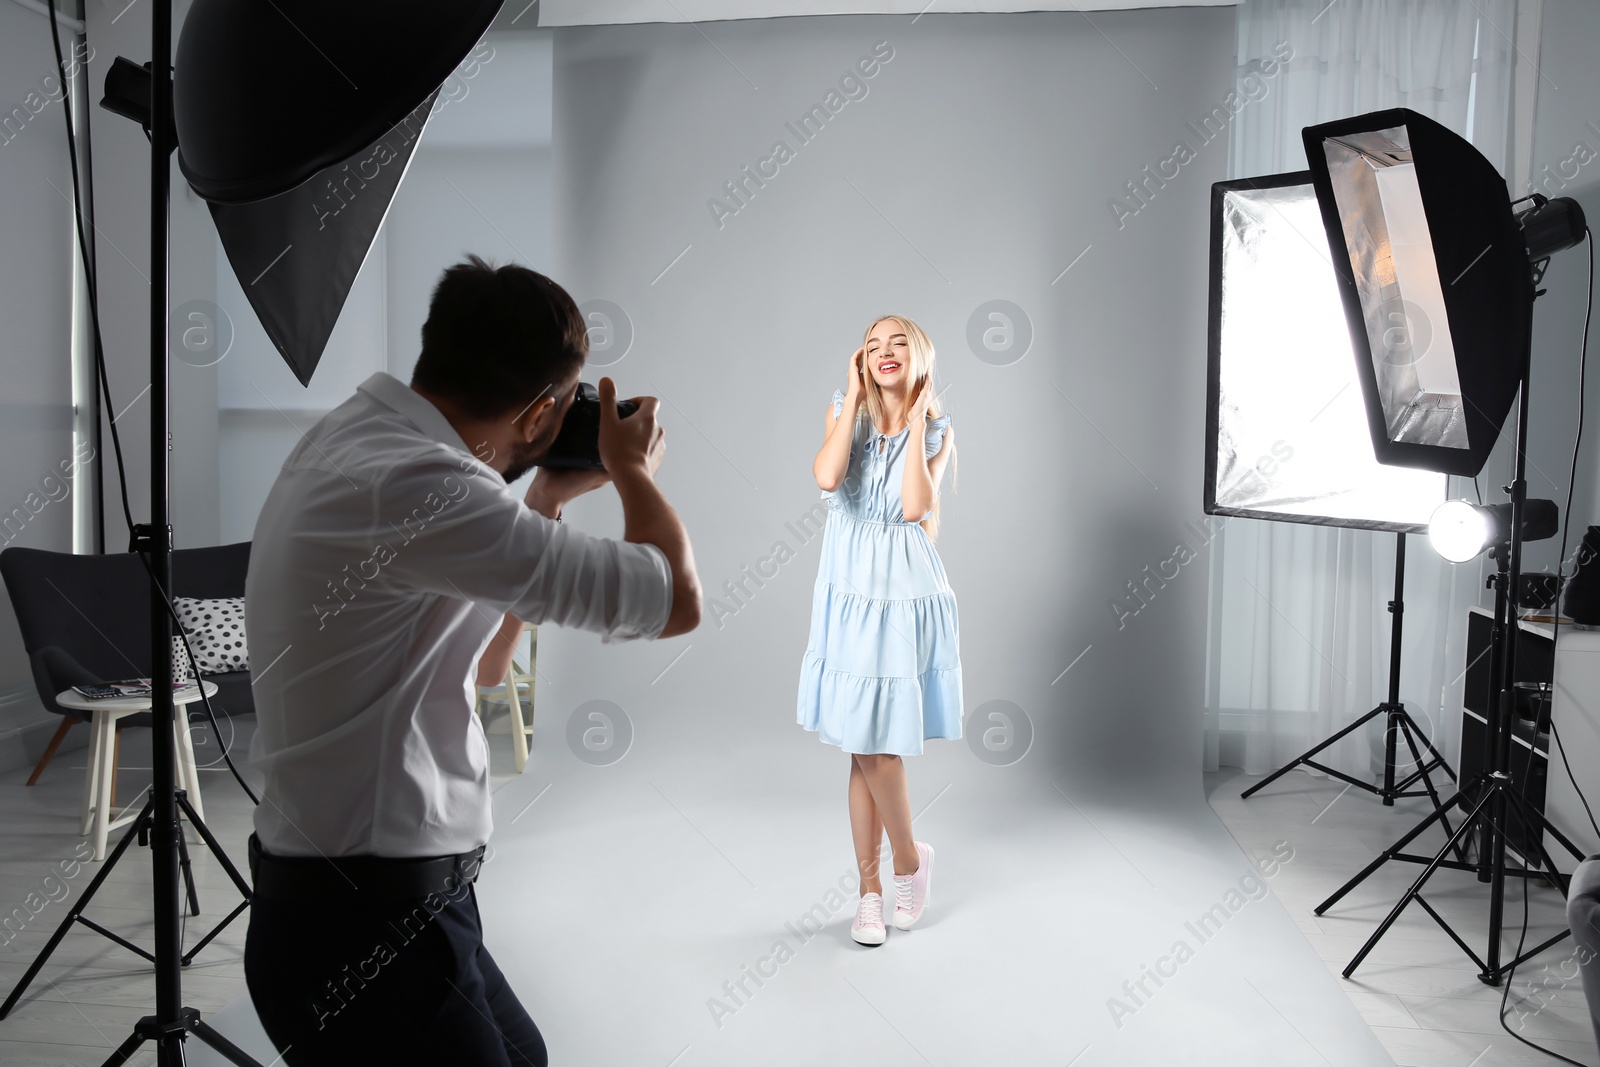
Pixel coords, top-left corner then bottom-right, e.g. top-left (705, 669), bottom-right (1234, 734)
top-left (0, 709), bottom-right (1591, 1066)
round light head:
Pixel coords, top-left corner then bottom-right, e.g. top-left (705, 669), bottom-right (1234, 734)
top-left (1429, 500), bottom-right (1491, 563)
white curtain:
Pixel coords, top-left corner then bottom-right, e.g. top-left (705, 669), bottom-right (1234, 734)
top-left (1206, 0), bottom-right (1528, 784)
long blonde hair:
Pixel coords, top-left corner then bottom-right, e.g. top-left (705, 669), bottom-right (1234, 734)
top-left (852, 314), bottom-right (957, 542)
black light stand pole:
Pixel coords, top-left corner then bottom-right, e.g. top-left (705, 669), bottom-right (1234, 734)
top-left (1313, 276), bottom-right (1590, 984)
top-left (1474, 538), bottom-right (1512, 882)
top-left (1382, 532), bottom-right (1409, 801)
top-left (1483, 285), bottom-right (1537, 978)
top-left (99, 4), bottom-right (265, 1063)
top-left (1242, 532), bottom-right (1461, 833)
top-left (146, 0), bottom-right (180, 1049)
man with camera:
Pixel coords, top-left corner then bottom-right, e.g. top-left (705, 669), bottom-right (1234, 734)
top-left (241, 254), bottom-right (702, 1066)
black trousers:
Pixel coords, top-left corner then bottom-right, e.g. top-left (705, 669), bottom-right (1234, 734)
top-left (244, 879), bottom-right (547, 1066)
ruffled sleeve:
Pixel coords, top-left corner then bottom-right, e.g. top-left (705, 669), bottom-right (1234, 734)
top-left (924, 411), bottom-right (953, 459)
top-left (822, 389), bottom-right (848, 502)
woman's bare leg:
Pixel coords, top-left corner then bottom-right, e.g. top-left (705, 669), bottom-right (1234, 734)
top-left (855, 753), bottom-right (918, 876)
top-left (849, 755), bottom-right (885, 895)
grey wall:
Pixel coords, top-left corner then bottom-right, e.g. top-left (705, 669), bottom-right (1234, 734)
top-left (214, 30), bottom-right (552, 545)
top-left (0, 1), bottom-right (80, 701)
top-left (544, 9), bottom-right (1235, 802)
top-left (170, 144), bottom-right (221, 549)
top-left (383, 147), bottom-right (553, 384)
top-left (78, 0), bottom-right (220, 555)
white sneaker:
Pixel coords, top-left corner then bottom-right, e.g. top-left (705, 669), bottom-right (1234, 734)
top-left (892, 841), bottom-right (933, 930)
top-left (851, 892), bottom-right (887, 945)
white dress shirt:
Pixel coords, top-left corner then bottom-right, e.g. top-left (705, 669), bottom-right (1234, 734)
top-left (245, 371), bottom-right (673, 858)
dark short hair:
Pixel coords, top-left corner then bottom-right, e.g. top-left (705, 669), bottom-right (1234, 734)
top-left (410, 254), bottom-right (587, 420)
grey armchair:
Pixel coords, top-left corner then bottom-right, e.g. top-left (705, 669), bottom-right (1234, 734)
top-left (0, 541), bottom-right (254, 789)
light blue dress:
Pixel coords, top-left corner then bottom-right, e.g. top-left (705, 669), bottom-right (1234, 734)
top-left (796, 388), bottom-right (963, 755)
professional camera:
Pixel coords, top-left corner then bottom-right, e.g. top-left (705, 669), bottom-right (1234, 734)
top-left (537, 380), bottom-right (639, 470)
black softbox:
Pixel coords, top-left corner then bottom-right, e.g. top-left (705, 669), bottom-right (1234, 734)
top-left (1302, 108), bottom-right (1532, 478)
top-left (173, 0), bottom-right (504, 385)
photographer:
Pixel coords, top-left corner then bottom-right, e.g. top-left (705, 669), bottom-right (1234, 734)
top-left (241, 255), bottom-right (702, 1066)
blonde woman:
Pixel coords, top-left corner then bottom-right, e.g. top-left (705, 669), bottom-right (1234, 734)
top-left (798, 314), bottom-right (962, 947)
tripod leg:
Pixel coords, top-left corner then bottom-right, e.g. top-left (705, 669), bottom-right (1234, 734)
top-left (1403, 709), bottom-right (1458, 785)
top-left (176, 822), bottom-right (201, 918)
top-left (183, 899), bottom-right (250, 966)
top-left (1504, 790), bottom-right (1578, 893)
top-left (176, 792), bottom-right (253, 900)
top-left (1343, 784), bottom-right (1500, 977)
top-left (1316, 788), bottom-right (1466, 915)
top-left (1388, 715), bottom-right (1457, 798)
top-left (0, 799), bottom-right (155, 1019)
top-left (1240, 706), bottom-right (1384, 799)
top-left (1517, 798), bottom-right (1593, 868)
top-left (171, 793), bottom-right (254, 967)
top-left (1493, 788), bottom-right (1580, 975)
top-left (1396, 717), bottom-right (1469, 866)
top-left (189, 1016), bottom-right (271, 1067)
top-left (99, 1028), bottom-right (149, 1067)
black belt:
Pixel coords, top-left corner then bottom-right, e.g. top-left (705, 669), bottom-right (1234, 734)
top-left (248, 833), bottom-right (487, 904)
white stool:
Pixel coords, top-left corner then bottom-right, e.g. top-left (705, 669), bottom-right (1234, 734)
top-left (55, 681), bottom-right (217, 861)
top-left (474, 623), bottom-right (537, 773)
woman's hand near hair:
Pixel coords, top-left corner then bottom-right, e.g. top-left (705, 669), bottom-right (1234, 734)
top-left (843, 346), bottom-right (866, 405)
top-left (815, 347), bottom-right (865, 492)
top-left (906, 374), bottom-right (932, 424)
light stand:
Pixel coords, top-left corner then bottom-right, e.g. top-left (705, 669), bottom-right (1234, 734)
top-left (1313, 256), bottom-right (1589, 984)
top-left (0, 786), bottom-right (252, 1021)
top-left (0, 5), bottom-right (261, 1044)
top-left (68, 4), bottom-right (263, 1064)
top-left (1242, 532), bottom-right (1463, 846)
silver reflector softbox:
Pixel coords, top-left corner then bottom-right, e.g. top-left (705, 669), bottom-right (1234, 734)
top-left (1205, 173), bottom-right (1448, 532)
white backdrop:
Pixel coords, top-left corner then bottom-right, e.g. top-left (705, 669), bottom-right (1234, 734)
top-left (473, 9), bottom-right (1394, 1066)
top-left (536, 13), bottom-right (1228, 804)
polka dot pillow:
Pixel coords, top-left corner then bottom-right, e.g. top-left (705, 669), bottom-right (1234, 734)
top-left (173, 597), bottom-right (251, 674)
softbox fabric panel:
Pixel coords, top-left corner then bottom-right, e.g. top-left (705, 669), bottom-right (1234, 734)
top-left (1302, 107), bottom-right (1532, 478)
top-left (1205, 173), bottom-right (1448, 532)
top-left (205, 93), bottom-right (438, 386)
top-left (174, 0), bottom-right (503, 385)
top-left (174, 0), bottom-right (504, 203)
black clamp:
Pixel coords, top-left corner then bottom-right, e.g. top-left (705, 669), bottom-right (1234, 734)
top-left (128, 523), bottom-right (174, 554)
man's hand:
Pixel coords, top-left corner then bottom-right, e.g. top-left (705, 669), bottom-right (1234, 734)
top-left (597, 376), bottom-right (664, 481)
top-left (525, 465), bottom-right (611, 518)
top-left (593, 376), bottom-right (701, 639)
